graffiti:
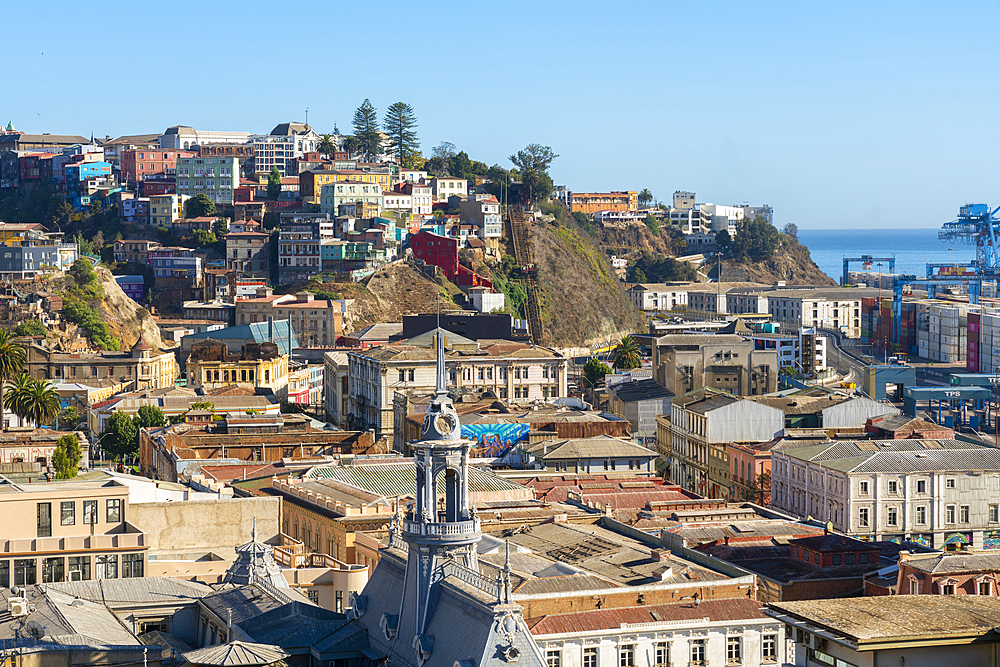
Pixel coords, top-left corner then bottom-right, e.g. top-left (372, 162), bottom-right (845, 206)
top-left (462, 423), bottom-right (529, 459)
top-left (943, 532), bottom-right (972, 547)
top-left (909, 535), bottom-right (932, 548)
top-left (985, 531), bottom-right (1000, 551)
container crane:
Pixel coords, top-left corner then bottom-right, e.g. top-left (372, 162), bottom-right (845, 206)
top-left (939, 203), bottom-right (1000, 288)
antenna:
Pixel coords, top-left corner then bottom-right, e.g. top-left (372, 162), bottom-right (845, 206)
top-left (25, 621), bottom-right (45, 640)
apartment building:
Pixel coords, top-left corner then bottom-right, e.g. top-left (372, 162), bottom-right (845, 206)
top-left (348, 328), bottom-right (567, 446)
top-left (771, 438), bottom-right (1000, 550)
top-left (299, 169), bottom-right (392, 204)
top-left (0, 479), bottom-right (146, 586)
top-left (120, 148), bottom-right (196, 183)
top-left (149, 193), bottom-right (189, 227)
top-left (727, 286), bottom-right (878, 339)
top-left (236, 292), bottom-right (344, 347)
top-left (113, 239), bottom-right (161, 264)
top-left (568, 190), bottom-right (638, 215)
top-left (318, 180), bottom-right (383, 217)
top-left (24, 338), bottom-right (178, 391)
top-left (459, 194), bottom-right (502, 248)
top-left (652, 334), bottom-right (779, 396)
top-left (176, 157), bottom-right (240, 205)
top-left (626, 282), bottom-right (689, 311)
top-left (663, 388), bottom-right (785, 499)
top-left (225, 230), bottom-right (271, 277)
top-left (185, 339), bottom-right (288, 400)
top-left (428, 176), bottom-right (467, 201)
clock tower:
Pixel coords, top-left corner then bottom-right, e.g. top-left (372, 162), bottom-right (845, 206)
top-left (395, 328), bottom-right (482, 655)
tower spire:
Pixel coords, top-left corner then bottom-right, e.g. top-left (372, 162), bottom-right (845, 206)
top-left (435, 328), bottom-right (446, 394)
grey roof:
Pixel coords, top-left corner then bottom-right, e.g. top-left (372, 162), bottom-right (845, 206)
top-left (183, 321), bottom-right (299, 355)
top-left (904, 552), bottom-right (1000, 574)
top-left (611, 379), bottom-right (673, 403)
top-left (346, 323), bottom-right (403, 341)
top-left (776, 438), bottom-right (1000, 473)
top-left (539, 435), bottom-right (656, 461)
top-left (201, 586), bottom-right (288, 625)
top-left (45, 577), bottom-right (211, 608)
top-left (183, 641), bottom-right (289, 666)
top-left (0, 587), bottom-right (139, 646)
top-left (305, 461), bottom-right (526, 497)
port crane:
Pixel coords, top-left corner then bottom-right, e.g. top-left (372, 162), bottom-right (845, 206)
top-left (841, 255), bottom-right (895, 286)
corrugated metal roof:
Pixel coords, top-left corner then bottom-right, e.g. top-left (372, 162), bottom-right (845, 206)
top-left (183, 641), bottom-right (289, 666)
top-left (46, 577), bottom-right (211, 607)
top-left (529, 597), bottom-right (767, 635)
top-left (305, 461), bottom-right (525, 496)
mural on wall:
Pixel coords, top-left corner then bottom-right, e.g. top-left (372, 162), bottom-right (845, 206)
top-left (909, 534), bottom-right (933, 549)
top-left (984, 530), bottom-right (1000, 550)
top-left (462, 423), bottom-right (529, 459)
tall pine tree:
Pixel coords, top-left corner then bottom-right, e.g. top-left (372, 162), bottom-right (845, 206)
top-left (352, 99), bottom-right (383, 161)
top-left (383, 102), bottom-right (419, 168)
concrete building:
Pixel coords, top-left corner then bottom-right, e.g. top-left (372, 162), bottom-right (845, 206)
top-left (607, 378), bottom-right (674, 438)
top-left (348, 328), bottom-right (568, 447)
top-left (236, 292), bottom-right (343, 348)
top-left (185, 339), bottom-right (288, 400)
top-left (0, 478), bottom-right (147, 585)
top-left (121, 148), bottom-right (196, 184)
top-left (652, 334), bottom-right (779, 396)
top-left (568, 190), bottom-right (638, 215)
top-left (176, 157), bottom-right (240, 205)
top-left (24, 338), bottom-right (178, 391)
top-left (149, 193), bottom-right (189, 228)
top-left (113, 239), bottom-right (161, 264)
top-left (627, 282), bottom-right (689, 311)
top-left (225, 231), bottom-right (271, 277)
top-left (318, 180), bottom-right (383, 217)
top-left (159, 126), bottom-right (251, 151)
top-left (771, 438), bottom-right (1000, 550)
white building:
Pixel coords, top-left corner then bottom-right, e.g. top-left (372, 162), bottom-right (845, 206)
top-left (429, 176), bottom-right (466, 201)
top-left (700, 203), bottom-right (745, 236)
top-left (176, 157), bottom-right (240, 205)
top-left (159, 126), bottom-right (251, 151)
top-left (771, 438), bottom-right (1000, 550)
top-left (627, 283), bottom-right (689, 312)
top-left (469, 287), bottom-right (506, 313)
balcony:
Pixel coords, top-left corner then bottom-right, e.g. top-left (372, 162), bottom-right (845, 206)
top-left (402, 518), bottom-right (480, 539)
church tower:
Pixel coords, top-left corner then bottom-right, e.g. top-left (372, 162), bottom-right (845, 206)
top-left (395, 328), bottom-right (481, 657)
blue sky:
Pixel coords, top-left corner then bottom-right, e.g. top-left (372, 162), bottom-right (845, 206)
top-left (6, 1), bottom-right (1000, 228)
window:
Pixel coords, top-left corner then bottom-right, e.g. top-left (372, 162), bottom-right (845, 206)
top-left (654, 642), bottom-right (669, 666)
top-left (727, 636), bottom-right (742, 664)
top-left (42, 557), bottom-right (64, 583)
top-left (122, 553), bottom-right (143, 578)
top-left (619, 645), bottom-right (634, 667)
top-left (107, 499), bottom-right (122, 523)
top-left (917, 506), bottom-right (927, 524)
top-left (910, 578), bottom-right (919, 594)
top-left (398, 370), bottom-right (405, 382)
top-left (69, 556), bottom-right (91, 581)
top-left (992, 505), bottom-right (999, 523)
top-left (887, 507), bottom-right (898, 526)
top-left (947, 478), bottom-right (956, 488)
top-left (946, 505), bottom-right (956, 523)
top-left (917, 479), bottom-right (926, 493)
top-left (37, 502), bottom-right (51, 537)
top-left (962, 505), bottom-right (970, 523)
top-left (845, 554), bottom-right (856, 565)
top-left (14, 559), bottom-right (36, 586)
top-left (860, 481), bottom-right (869, 495)
top-left (61, 501), bottom-right (75, 525)
top-left (0, 560), bottom-right (7, 588)
top-left (96, 554), bottom-right (118, 579)
top-left (335, 590), bottom-right (344, 613)
top-left (761, 634), bottom-right (777, 662)
top-left (691, 639), bottom-right (706, 665)
top-left (583, 648), bottom-right (598, 667)
top-left (942, 582), bottom-right (956, 595)
top-left (859, 553), bottom-right (869, 564)
top-left (981, 581), bottom-right (992, 596)
top-left (859, 507), bottom-right (869, 527)
top-left (408, 369), bottom-right (414, 382)
top-left (888, 480), bottom-right (898, 495)
top-left (307, 589), bottom-right (319, 604)
top-left (84, 500), bottom-right (98, 524)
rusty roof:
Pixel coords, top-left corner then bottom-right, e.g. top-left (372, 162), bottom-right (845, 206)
top-left (529, 597), bottom-right (767, 635)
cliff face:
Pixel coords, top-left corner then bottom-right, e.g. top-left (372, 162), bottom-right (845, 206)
top-left (729, 237), bottom-right (837, 286)
top-left (595, 222), bottom-right (678, 257)
top-left (530, 220), bottom-right (644, 347)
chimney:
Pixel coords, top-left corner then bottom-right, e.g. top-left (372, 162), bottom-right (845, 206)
top-left (268, 316), bottom-right (274, 343)
top-left (650, 549), bottom-right (672, 562)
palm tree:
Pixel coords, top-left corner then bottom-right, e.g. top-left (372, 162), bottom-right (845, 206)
top-left (611, 335), bottom-right (642, 370)
top-left (341, 136), bottom-right (360, 158)
top-left (0, 330), bottom-right (27, 431)
top-left (638, 189), bottom-right (653, 208)
top-left (318, 133), bottom-right (337, 158)
top-left (4, 375), bottom-right (60, 429)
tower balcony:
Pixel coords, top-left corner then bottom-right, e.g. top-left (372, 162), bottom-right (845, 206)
top-left (402, 517), bottom-right (480, 540)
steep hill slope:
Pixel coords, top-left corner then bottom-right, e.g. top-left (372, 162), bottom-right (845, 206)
top-left (723, 237), bottom-right (836, 286)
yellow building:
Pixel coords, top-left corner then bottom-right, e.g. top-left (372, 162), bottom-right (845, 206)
top-left (186, 339), bottom-right (289, 401)
top-left (300, 169), bottom-right (393, 204)
top-left (0, 222), bottom-right (47, 246)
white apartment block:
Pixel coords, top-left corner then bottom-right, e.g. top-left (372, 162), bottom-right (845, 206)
top-left (627, 283), bottom-right (689, 312)
top-left (429, 176), bottom-right (466, 201)
top-left (771, 438), bottom-right (1000, 551)
top-left (176, 157), bottom-right (240, 205)
top-left (159, 126), bottom-right (251, 150)
top-left (700, 203), bottom-right (744, 235)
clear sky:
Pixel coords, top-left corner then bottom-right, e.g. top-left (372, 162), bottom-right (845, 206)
top-left (6, 0), bottom-right (1000, 229)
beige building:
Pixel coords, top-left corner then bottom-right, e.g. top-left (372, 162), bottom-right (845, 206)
top-left (347, 328), bottom-right (568, 447)
top-left (652, 333), bottom-right (779, 396)
top-left (185, 339), bottom-right (288, 400)
top-left (0, 479), bottom-right (147, 586)
top-left (25, 337), bottom-right (179, 391)
top-left (236, 292), bottom-right (344, 347)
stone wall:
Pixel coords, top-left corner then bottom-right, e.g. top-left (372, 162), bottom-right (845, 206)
top-left (129, 495), bottom-right (280, 552)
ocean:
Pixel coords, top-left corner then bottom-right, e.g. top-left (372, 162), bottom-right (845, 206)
top-left (796, 228), bottom-right (977, 284)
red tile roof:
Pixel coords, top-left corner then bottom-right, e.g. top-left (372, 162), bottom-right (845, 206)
top-left (527, 597), bottom-right (767, 635)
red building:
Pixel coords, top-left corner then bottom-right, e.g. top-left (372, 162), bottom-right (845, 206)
top-left (19, 153), bottom-right (54, 183)
top-left (141, 178), bottom-right (176, 196)
top-left (121, 148), bottom-right (196, 184)
top-left (409, 230), bottom-right (492, 288)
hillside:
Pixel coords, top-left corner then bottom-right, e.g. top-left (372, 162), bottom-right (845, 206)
top-left (530, 217), bottom-right (644, 347)
top-left (720, 236), bottom-right (837, 286)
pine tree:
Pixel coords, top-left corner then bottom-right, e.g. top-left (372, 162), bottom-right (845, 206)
top-left (52, 434), bottom-right (82, 479)
top-left (352, 99), bottom-right (383, 161)
top-left (267, 166), bottom-right (282, 200)
top-left (383, 102), bottom-right (420, 167)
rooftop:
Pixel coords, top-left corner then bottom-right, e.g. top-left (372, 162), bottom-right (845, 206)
top-left (776, 438), bottom-right (1000, 473)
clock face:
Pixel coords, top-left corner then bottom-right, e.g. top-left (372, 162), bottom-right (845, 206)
top-left (435, 414), bottom-right (455, 434)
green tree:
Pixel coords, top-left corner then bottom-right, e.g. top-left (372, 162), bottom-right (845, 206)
top-left (191, 229), bottom-right (217, 248)
top-left (4, 375), bottom-right (60, 428)
top-left (341, 135), bottom-right (360, 157)
top-left (644, 214), bottom-right (661, 236)
top-left (12, 320), bottom-right (46, 337)
top-left (432, 142), bottom-right (457, 161)
top-left (611, 335), bottom-right (642, 370)
top-left (59, 406), bottom-right (81, 430)
top-left (629, 267), bottom-right (648, 283)
top-left (318, 133), bottom-right (337, 158)
top-left (383, 102), bottom-right (420, 167)
top-left (99, 411), bottom-right (139, 462)
top-left (352, 99), bottom-right (383, 161)
top-left (52, 434), bottom-right (82, 479)
top-left (782, 223), bottom-right (798, 239)
top-left (267, 166), bottom-right (282, 201)
top-left (185, 193), bottom-right (216, 218)
top-left (212, 218), bottom-right (229, 237)
top-left (509, 144), bottom-right (558, 204)
top-left (0, 330), bottom-right (27, 432)
top-left (134, 405), bottom-right (166, 431)
top-left (583, 358), bottom-right (613, 385)
top-left (638, 189), bottom-right (653, 208)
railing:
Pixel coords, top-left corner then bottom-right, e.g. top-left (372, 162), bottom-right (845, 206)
top-left (441, 560), bottom-right (498, 598)
top-left (402, 518), bottom-right (480, 538)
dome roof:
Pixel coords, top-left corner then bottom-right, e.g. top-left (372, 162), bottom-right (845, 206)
top-left (131, 336), bottom-right (152, 352)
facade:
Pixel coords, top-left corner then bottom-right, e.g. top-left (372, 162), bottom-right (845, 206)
top-left (149, 246), bottom-right (202, 279)
top-left (347, 328), bottom-right (568, 446)
top-left (0, 479), bottom-right (146, 586)
top-left (176, 157), bottom-right (240, 205)
top-left (653, 334), bottom-right (779, 396)
top-left (150, 193), bottom-right (189, 228)
top-left (771, 438), bottom-right (1000, 550)
top-left (24, 338), bottom-right (178, 391)
top-left (236, 292), bottom-right (343, 348)
top-left (113, 239), bottom-right (161, 264)
top-left (459, 194), bottom-right (502, 246)
top-left (569, 190), bottom-right (638, 215)
top-left (524, 434), bottom-right (656, 474)
top-left (627, 283), bottom-right (689, 311)
top-left (428, 176), bottom-right (467, 200)
top-left (185, 339), bottom-right (289, 400)
top-left (607, 378), bottom-right (674, 438)
top-left (225, 231), bottom-right (271, 277)
top-left (159, 125), bottom-right (252, 150)
top-left (121, 148), bottom-right (196, 183)
top-left (318, 180), bottom-right (383, 217)
top-left (665, 388), bottom-right (785, 499)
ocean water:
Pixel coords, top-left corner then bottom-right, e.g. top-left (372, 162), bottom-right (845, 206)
top-left (796, 228), bottom-right (977, 283)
